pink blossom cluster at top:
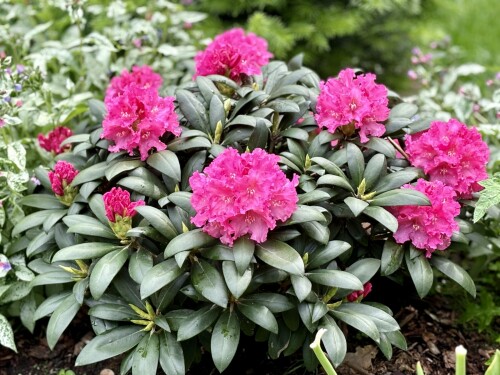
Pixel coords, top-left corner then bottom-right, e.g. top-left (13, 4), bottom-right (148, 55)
top-left (194, 28), bottom-right (273, 83)
top-left (38, 126), bottom-right (73, 154)
top-left (189, 148), bottom-right (299, 246)
top-left (101, 66), bottom-right (181, 161)
top-left (315, 68), bottom-right (390, 143)
top-left (103, 187), bottom-right (145, 223)
top-left (347, 282), bottom-right (372, 302)
top-left (405, 119), bottom-right (489, 198)
top-left (390, 179), bottom-right (460, 257)
top-left (48, 160), bottom-right (79, 196)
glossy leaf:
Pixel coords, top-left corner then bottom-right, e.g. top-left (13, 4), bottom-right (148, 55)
top-left (177, 305), bottom-right (220, 341)
top-left (405, 250), bottom-right (433, 298)
top-left (159, 331), bottom-right (185, 375)
top-left (192, 259), bottom-right (229, 308)
top-left (90, 247), bottom-right (129, 300)
top-left (306, 270), bottom-right (363, 290)
top-left (140, 258), bottom-right (183, 299)
top-left (430, 256), bottom-right (476, 297)
top-left (381, 240), bottom-right (404, 276)
top-left (164, 229), bottom-right (216, 257)
top-left (132, 333), bottom-right (159, 375)
top-left (256, 240), bottom-right (305, 276)
top-left (53, 243), bottom-right (123, 262)
top-left (211, 310), bottom-right (241, 372)
top-left (238, 303), bottom-right (278, 334)
top-left (46, 294), bottom-right (81, 349)
top-left (147, 150), bottom-right (181, 182)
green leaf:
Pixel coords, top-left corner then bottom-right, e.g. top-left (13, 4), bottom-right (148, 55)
top-left (240, 293), bottom-right (294, 313)
top-left (320, 315), bottom-right (346, 366)
top-left (347, 143), bottom-right (364, 187)
top-left (12, 210), bottom-right (57, 236)
top-left (89, 194), bottom-right (109, 224)
top-left (363, 206), bottom-right (398, 232)
top-left (344, 197), bottom-right (369, 217)
top-left (300, 221), bottom-right (330, 244)
top-left (381, 240), bottom-right (404, 276)
top-left (386, 330), bottom-right (407, 350)
top-left (336, 303), bottom-right (399, 332)
top-left (317, 174), bottom-right (354, 192)
top-left (346, 258), bottom-right (380, 284)
top-left (298, 190), bottom-right (331, 205)
top-left (310, 156), bottom-right (348, 179)
top-left (405, 251), bottom-right (433, 298)
top-left (233, 237), bottom-right (255, 275)
top-left (168, 136), bottom-right (212, 152)
top-left (140, 258), bottom-right (183, 299)
top-left (297, 303), bottom-right (317, 333)
top-left (88, 303), bottom-right (136, 321)
top-left (307, 270), bottom-right (363, 290)
top-left (222, 261), bottom-right (252, 299)
top-left (0, 314), bottom-right (17, 352)
top-left (307, 241), bottom-right (351, 269)
top-left (291, 274), bottom-right (312, 302)
top-left (474, 174), bottom-right (500, 222)
top-left (20, 292), bottom-right (37, 333)
top-left (166, 191), bottom-right (196, 216)
top-left (255, 240), bottom-right (305, 276)
top-left (147, 150), bottom-right (181, 182)
top-left (117, 176), bottom-right (165, 200)
top-left (64, 215), bottom-right (116, 239)
top-left (34, 292), bottom-right (72, 321)
top-left (364, 138), bottom-right (396, 158)
top-left (30, 271), bottom-right (74, 287)
top-left (90, 247), bottom-right (129, 300)
top-left (46, 294), bottom-right (81, 349)
top-left (129, 249), bottom-right (153, 285)
top-left (286, 205), bottom-right (327, 224)
top-left (363, 154), bottom-right (386, 189)
top-left (266, 99), bottom-right (300, 113)
top-left (372, 168), bottom-right (422, 193)
top-left (132, 333), bottom-right (159, 375)
top-left (238, 303), bottom-right (278, 334)
top-left (330, 309), bottom-right (380, 343)
top-left (192, 259), bottom-right (229, 308)
top-left (53, 243), bottom-right (124, 262)
top-left (159, 332), bottom-right (185, 375)
top-left (370, 189), bottom-right (430, 207)
top-left (389, 103), bottom-right (418, 119)
top-left (71, 162), bottom-right (107, 186)
top-left (176, 89), bottom-right (209, 132)
top-left (164, 229), bottom-right (216, 257)
top-left (0, 281), bottom-right (31, 303)
top-left (135, 206), bottom-right (177, 240)
top-left (177, 305), bottom-right (220, 341)
top-left (19, 195), bottom-right (66, 210)
top-left (248, 120), bottom-right (269, 150)
top-left (211, 310), bottom-right (241, 372)
top-left (430, 256), bottom-right (476, 297)
top-left (76, 326), bottom-right (146, 365)
top-left (105, 160), bottom-right (143, 181)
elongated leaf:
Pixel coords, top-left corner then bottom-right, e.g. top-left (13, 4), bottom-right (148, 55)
top-left (222, 261), bottom-right (252, 299)
top-left (320, 315), bottom-right (346, 366)
top-left (300, 221), bottom-right (330, 244)
top-left (347, 143), bottom-right (364, 186)
top-left (240, 293), bottom-right (294, 313)
top-left (363, 206), bottom-right (398, 232)
top-left (307, 270), bottom-right (363, 290)
top-left (238, 303), bottom-right (278, 334)
top-left (286, 205), bottom-right (327, 224)
top-left (430, 256), bottom-right (476, 297)
top-left (381, 240), bottom-right (404, 276)
top-left (90, 247), bottom-right (129, 300)
top-left (64, 215), bottom-right (116, 239)
top-left (177, 305), bottom-right (220, 341)
top-left (71, 162), bottom-right (107, 186)
top-left (147, 150), bottom-right (181, 182)
top-left (256, 240), bottom-right (304, 276)
top-left (370, 189), bottom-right (430, 207)
top-left (307, 241), bottom-right (351, 269)
top-left (192, 259), bottom-right (228, 308)
top-left (76, 326), bottom-right (146, 365)
top-left (211, 310), bottom-right (241, 372)
top-left (363, 154), bottom-right (386, 189)
top-left (53, 243), bottom-right (123, 262)
top-left (20, 195), bottom-right (66, 210)
top-left (176, 89), bottom-right (209, 131)
top-left (129, 249), bottom-right (153, 285)
top-left (46, 294), bottom-right (81, 349)
top-left (117, 176), bottom-right (165, 200)
top-left (405, 251), bottom-right (433, 298)
top-left (364, 138), bottom-right (396, 158)
top-left (164, 229), bottom-right (216, 257)
top-left (372, 168), bottom-right (422, 193)
top-left (291, 274), bottom-right (312, 302)
top-left (34, 292), bottom-right (72, 321)
top-left (346, 258), bottom-right (381, 284)
top-left (317, 175), bottom-right (354, 192)
top-left (336, 303), bottom-right (399, 332)
top-left (0, 314), bottom-right (17, 352)
top-left (105, 160), bottom-right (143, 181)
top-left (140, 258), bottom-right (183, 299)
top-left (132, 333), bottom-right (159, 375)
top-left (344, 197), bottom-right (369, 217)
top-left (30, 270), bottom-right (74, 287)
top-left (330, 309), bottom-right (380, 343)
top-left (89, 303), bottom-right (136, 321)
top-left (159, 332), bottom-right (185, 375)
top-left (12, 210), bottom-right (58, 236)
top-left (233, 237), bottom-right (255, 275)
top-left (135, 206), bottom-right (177, 240)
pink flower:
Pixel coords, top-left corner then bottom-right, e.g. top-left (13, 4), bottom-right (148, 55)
top-left (38, 126), bottom-right (73, 154)
top-left (48, 161), bottom-right (79, 196)
top-left (347, 282), bottom-right (372, 302)
top-left (390, 179), bottom-right (460, 257)
top-left (103, 187), bottom-right (145, 223)
top-left (194, 28), bottom-right (273, 83)
top-left (0, 119), bottom-right (4, 128)
top-left (190, 148), bottom-right (299, 246)
top-left (102, 66), bottom-right (181, 160)
top-left (315, 68), bottom-right (390, 143)
top-left (405, 119), bottom-right (489, 198)
top-left (407, 70), bottom-right (418, 80)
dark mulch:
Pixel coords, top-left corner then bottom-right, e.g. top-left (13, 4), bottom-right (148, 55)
top-left (0, 295), bottom-right (497, 375)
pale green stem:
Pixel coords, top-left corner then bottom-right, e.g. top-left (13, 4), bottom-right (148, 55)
top-left (310, 328), bottom-right (338, 375)
top-left (416, 361), bottom-right (425, 375)
top-left (455, 345), bottom-right (467, 375)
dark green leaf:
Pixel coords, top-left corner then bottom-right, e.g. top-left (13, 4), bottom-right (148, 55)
top-left (135, 206), bottom-right (177, 240)
top-left (64, 215), bottom-right (116, 239)
top-left (364, 138), bottom-right (396, 158)
top-left (147, 150), bottom-right (181, 182)
top-left (307, 241), bottom-right (351, 269)
top-left (389, 103), bottom-right (418, 119)
top-left (222, 261), bottom-right (252, 299)
top-left (233, 237), bottom-right (255, 275)
top-left (90, 248), bottom-right (129, 300)
top-left (211, 310), bottom-right (241, 372)
top-left (291, 274), bottom-right (312, 302)
top-left (132, 333), bottom-right (159, 375)
top-left (238, 303), bottom-right (278, 334)
top-left (317, 175), bottom-right (354, 192)
top-left (176, 89), bottom-right (209, 132)
top-left (53, 243), bottom-right (124, 262)
top-left (347, 143), bottom-right (364, 187)
top-left (46, 294), bottom-right (81, 349)
top-left (320, 315), bottom-right (347, 366)
top-left (300, 221), bottom-right (330, 244)
top-left (140, 258), bottom-right (183, 299)
top-left (370, 189), bottom-right (430, 207)
top-left (71, 162), bottom-right (107, 186)
top-left (306, 270), bottom-right (363, 290)
top-left (256, 240), bottom-right (304, 276)
top-left (89, 303), bottom-right (136, 321)
top-left (105, 160), bottom-right (143, 181)
top-left (405, 251), bottom-right (433, 298)
top-left (430, 256), bottom-right (476, 297)
top-left (346, 258), bottom-right (381, 284)
top-left (344, 197), bottom-right (369, 217)
top-left (164, 229), bottom-right (216, 257)
top-left (117, 176), bottom-right (165, 200)
top-left (286, 205), bottom-right (327, 224)
top-left (336, 303), bottom-right (399, 332)
top-left (363, 206), bottom-right (398, 232)
top-left (248, 119), bottom-right (269, 150)
top-left (34, 292), bottom-right (72, 321)
top-left (129, 249), bottom-right (153, 285)
top-left (159, 331), bottom-right (185, 375)
top-left (20, 195), bottom-right (66, 210)
top-left (381, 240), bottom-right (404, 276)
top-left (330, 309), bottom-right (380, 343)
top-left (240, 293), bottom-right (294, 313)
top-left (363, 154), bottom-right (386, 189)
top-left (192, 259), bottom-right (229, 308)
top-left (372, 168), bottom-right (422, 194)
top-left (177, 305), bottom-right (220, 341)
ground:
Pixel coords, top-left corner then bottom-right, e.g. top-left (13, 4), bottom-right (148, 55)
top-left (0, 295), bottom-right (497, 375)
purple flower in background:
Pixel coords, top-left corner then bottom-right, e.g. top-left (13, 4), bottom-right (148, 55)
top-left (16, 64), bottom-right (25, 74)
top-left (0, 256), bottom-right (11, 278)
top-left (14, 84), bottom-right (22, 91)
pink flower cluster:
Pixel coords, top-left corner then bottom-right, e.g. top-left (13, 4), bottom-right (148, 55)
top-left (38, 126), bottom-right (73, 154)
top-left (48, 161), bottom-right (79, 196)
top-left (390, 179), bottom-right (460, 257)
top-left (101, 66), bottom-right (181, 161)
top-left (405, 119), bottom-right (489, 198)
top-left (347, 282), bottom-right (372, 302)
top-left (194, 28), bottom-right (273, 83)
top-left (315, 68), bottom-right (390, 143)
top-left (103, 187), bottom-right (145, 223)
top-left (190, 148), bottom-right (299, 246)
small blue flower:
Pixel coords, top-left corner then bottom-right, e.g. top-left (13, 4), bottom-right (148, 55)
top-left (3, 96), bottom-right (11, 103)
top-left (14, 84), bottom-right (22, 92)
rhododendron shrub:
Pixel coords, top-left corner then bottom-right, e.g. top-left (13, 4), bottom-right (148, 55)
top-left (190, 148), bottom-right (299, 245)
top-left (101, 66), bottom-right (181, 160)
top-left (11, 32), bottom-right (488, 375)
top-left (405, 118), bottom-right (489, 198)
top-left (48, 160), bottom-right (79, 205)
top-left (194, 28), bottom-right (273, 82)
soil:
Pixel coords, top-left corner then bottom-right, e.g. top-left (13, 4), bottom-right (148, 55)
top-left (0, 295), bottom-right (497, 375)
